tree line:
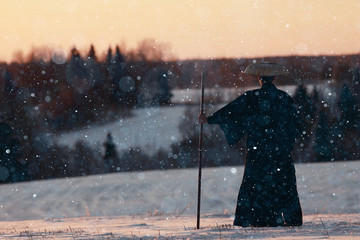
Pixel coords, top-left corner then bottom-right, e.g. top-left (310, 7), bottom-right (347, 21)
top-left (0, 42), bottom-right (359, 183)
top-left (1, 81), bottom-right (358, 184)
top-left (0, 42), bottom-right (175, 183)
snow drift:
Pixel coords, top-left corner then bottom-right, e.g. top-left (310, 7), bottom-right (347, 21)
top-left (0, 160), bottom-right (358, 221)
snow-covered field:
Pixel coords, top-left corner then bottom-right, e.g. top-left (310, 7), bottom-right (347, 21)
top-left (55, 106), bottom-right (187, 155)
top-left (0, 161), bottom-right (359, 239)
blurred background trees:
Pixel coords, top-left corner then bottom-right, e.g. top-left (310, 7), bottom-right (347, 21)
top-left (0, 40), bottom-right (359, 183)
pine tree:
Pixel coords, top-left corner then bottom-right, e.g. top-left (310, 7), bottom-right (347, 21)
top-left (338, 84), bottom-right (359, 130)
top-left (73, 141), bottom-right (95, 176)
top-left (292, 84), bottom-right (316, 163)
top-left (4, 69), bottom-right (15, 95)
top-left (66, 47), bottom-right (89, 93)
top-left (293, 84), bottom-right (314, 140)
top-left (312, 87), bottom-right (319, 113)
top-left (110, 46), bottom-right (127, 103)
top-left (1, 69), bottom-right (16, 117)
top-left (86, 44), bottom-right (101, 86)
top-left (314, 110), bottom-right (334, 162)
top-left (106, 47), bottom-right (113, 65)
top-left (103, 132), bottom-right (120, 172)
top-left (106, 47), bottom-right (113, 76)
top-left (157, 71), bottom-right (172, 105)
top-left (87, 44), bottom-right (97, 61)
top-left (101, 47), bottom-right (115, 104)
top-left (335, 84), bottom-right (360, 160)
top-left (0, 121), bottom-right (25, 183)
top-left (352, 67), bottom-right (360, 104)
top-left (111, 46), bottom-right (126, 79)
top-left (114, 46), bottom-right (126, 65)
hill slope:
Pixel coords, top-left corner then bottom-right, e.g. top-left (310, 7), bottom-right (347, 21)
top-left (0, 160), bottom-right (358, 221)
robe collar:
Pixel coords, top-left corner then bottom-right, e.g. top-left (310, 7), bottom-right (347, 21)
top-left (261, 82), bottom-right (277, 91)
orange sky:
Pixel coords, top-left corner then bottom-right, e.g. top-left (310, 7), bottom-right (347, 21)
top-left (1, 0), bottom-right (360, 62)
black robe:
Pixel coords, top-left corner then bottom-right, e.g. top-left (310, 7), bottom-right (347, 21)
top-left (208, 83), bottom-right (303, 227)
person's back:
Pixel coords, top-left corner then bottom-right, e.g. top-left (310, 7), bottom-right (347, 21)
top-left (233, 82), bottom-right (302, 227)
top-left (200, 63), bottom-right (303, 227)
top-left (244, 82), bottom-right (299, 161)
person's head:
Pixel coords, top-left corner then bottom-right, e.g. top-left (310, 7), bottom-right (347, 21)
top-left (258, 76), bottom-right (275, 86)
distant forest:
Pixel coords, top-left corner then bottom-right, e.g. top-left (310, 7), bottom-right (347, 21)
top-left (0, 42), bottom-right (359, 183)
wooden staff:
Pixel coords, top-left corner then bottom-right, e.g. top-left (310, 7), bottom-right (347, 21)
top-left (197, 72), bottom-right (205, 230)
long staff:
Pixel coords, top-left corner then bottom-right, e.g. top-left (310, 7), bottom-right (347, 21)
top-left (197, 72), bottom-right (205, 230)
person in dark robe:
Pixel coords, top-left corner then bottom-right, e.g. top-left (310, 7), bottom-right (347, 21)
top-left (199, 62), bottom-right (303, 227)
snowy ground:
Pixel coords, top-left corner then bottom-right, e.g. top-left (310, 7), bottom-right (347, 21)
top-left (55, 105), bottom-right (187, 155)
top-left (0, 214), bottom-right (359, 239)
top-left (0, 161), bottom-right (359, 239)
